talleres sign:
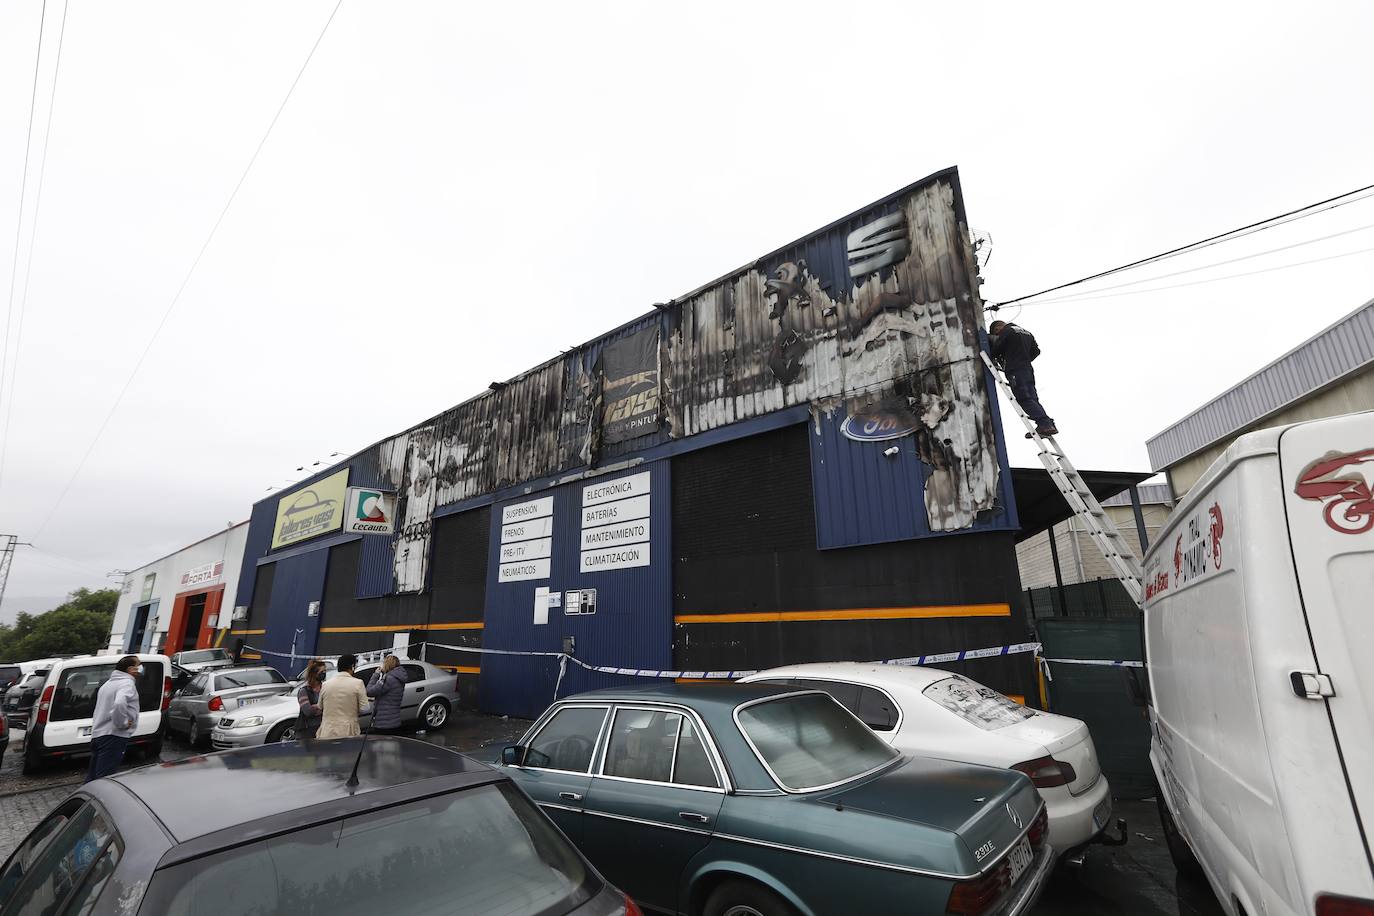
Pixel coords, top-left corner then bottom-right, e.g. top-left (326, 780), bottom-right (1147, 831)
top-left (271, 469), bottom-right (350, 549)
top-left (344, 487), bottom-right (397, 536)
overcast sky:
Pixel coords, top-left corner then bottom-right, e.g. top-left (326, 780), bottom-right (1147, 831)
top-left (1, 1), bottom-right (1371, 620)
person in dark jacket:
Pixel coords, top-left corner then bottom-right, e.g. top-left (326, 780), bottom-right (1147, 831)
top-left (294, 659), bottom-right (326, 742)
top-left (989, 320), bottom-right (1057, 437)
top-left (366, 655), bottom-right (409, 734)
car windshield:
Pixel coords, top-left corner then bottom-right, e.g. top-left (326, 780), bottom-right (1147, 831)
top-left (140, 783), bottom-right (599, 916)
top-left (180, 650), bottom-right (227, 664)
top-left (922, 675), bottom-right (1036, 730)
top-left (736, 692), bottom-right (899, 791)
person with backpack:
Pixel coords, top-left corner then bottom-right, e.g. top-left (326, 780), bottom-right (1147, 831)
top-left (988, 320), bottom-right (1057, 437)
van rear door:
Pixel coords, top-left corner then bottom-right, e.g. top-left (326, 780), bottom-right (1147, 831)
top-left (1281, 411), bottom-right (1374, 863)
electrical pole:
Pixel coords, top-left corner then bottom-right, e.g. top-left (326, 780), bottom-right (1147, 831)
top-left (0, 535), bottom-right (34, 611)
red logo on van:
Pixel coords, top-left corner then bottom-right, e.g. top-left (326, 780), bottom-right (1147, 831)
top-left (1208, 503), bottom-right (1224, 569)
top-left (1295, 448), bottom-right (1374, 535)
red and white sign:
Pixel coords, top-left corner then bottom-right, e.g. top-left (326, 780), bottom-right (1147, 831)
top-left (180, 562), bottom-right (224, 587)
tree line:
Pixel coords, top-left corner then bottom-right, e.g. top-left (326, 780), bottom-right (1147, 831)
top-left (0, 588), bottom-right (118, 661)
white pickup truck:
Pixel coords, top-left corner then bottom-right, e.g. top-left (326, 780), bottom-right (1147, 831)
top-left (1144, 410), bottom-right (1373, 915)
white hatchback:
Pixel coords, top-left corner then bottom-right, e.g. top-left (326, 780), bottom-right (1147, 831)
top-left (741, 662), bottom-right (1116, 857)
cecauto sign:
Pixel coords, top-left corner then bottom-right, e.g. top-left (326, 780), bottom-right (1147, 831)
top-left (344, 487), bottom-right (397, 536)
top-left (272, 469), bottom-right (350, 549)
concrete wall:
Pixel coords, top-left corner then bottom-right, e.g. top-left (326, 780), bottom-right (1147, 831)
top-left (1166, 365), bottom-right (1374, 496)
top-left (1016, 503), bottom-right (1171, 588)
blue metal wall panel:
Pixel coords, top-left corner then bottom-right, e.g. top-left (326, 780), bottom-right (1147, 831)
top-left (234, 498), bottom-right (277, 610)
top-left (260, 548), bottom-right (329, 678)
top-left (810, 404), bottom-right (1015, 549)
top-left (479, 460), bottom-right (672, 719)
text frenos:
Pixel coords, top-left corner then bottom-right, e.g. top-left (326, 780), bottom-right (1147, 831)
top-left (580, 473), bottom-right (651, 573)
top-left (499, 496), bottom-right (554, 582)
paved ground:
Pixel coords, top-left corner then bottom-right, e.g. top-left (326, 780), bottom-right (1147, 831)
top-left (0, 719), bottom-right (1226, 915)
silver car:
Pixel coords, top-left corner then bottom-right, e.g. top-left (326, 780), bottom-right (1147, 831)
top-left (170, 648), bottom-right (235, 673)
top-left (167, 666), bottom-right (291, 746)
top-left (211, 659), bottom-right (460, 749)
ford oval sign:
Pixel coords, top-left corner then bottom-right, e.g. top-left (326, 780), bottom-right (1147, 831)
top-left (840, 408), bottom-right (918, 442)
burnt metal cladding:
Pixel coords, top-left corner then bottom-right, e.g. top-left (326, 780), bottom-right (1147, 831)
top-left (247, 167), bottom-right (1001, 595)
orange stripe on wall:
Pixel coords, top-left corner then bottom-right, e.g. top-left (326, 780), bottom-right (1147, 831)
top-left (673, 604), bottom-right (1010, 625)
top-left (229, 629), bottom-right (265, 636)
top-left (436, 665), bottom-right (481, 674)
top-left (317, 622), bottom-right (484, 633)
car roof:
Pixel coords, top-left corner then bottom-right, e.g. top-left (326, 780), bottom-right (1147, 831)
top-left (744, 662), bottom-right (959, 692)
top-left (569, 681), bottom-right (805, 710)
top-left (105, 737), bottom-right (499, 848)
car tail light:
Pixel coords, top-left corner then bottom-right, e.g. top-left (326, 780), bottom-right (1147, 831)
top-left (1027, 806), bottom-right (1049, 848)
top-left (1317, 894), bottom-right (1374, 916)
top-left (162, 676), bottom-right (173, 711)
top-left (1012, 755), bottom-right (1077, 789)
top-left (208, 695), bottom-right (223, 712)
top-left (34, 686), bottom-right (55, 726)
top-left (946, 866), bottom-right (1010, 915)
top-left (622, 894), bottom-right (644, 916)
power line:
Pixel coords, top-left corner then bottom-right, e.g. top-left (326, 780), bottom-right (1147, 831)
top-left (988, 182), bottom-right (1374, 309)
top-left (32, 0), bottom-right (345, 541)
top-left (0, 0), bottom-right (69, 498)
top-left (1, 0), bottom-right (49, 436)
top-left (1011, 245), bottom-right (1374, 307)
top-left (1021, 221), bottom-right (1374, 306)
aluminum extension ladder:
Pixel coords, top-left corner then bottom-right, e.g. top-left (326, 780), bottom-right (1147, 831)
top-left (981, 351), bottom-right (1144, 605)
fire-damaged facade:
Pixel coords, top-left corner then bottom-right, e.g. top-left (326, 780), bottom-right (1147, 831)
top-left (230, 166), bottom-right (1032, 718)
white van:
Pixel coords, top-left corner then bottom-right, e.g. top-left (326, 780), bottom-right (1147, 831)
top-left (21, 653), bottom-right (172, 775)
top-left (1144, 410), bottom-right (1373, 915)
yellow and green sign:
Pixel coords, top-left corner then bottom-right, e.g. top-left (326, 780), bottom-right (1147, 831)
top-left (271, 468), bottom-right (350, 549)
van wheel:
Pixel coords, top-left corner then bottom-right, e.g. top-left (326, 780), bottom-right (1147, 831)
top-left (419, 698), bottom-right (450, 730)
top-left (21, 744), bottom-right (44, 776)
top-left (704, 879), bottom-right (799, 916)
top-left (1156, 793), bottom-right (1204, 877)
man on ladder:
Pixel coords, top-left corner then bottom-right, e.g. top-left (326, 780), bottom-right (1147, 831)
top-left (989, 320), bottom-right (1057, 438)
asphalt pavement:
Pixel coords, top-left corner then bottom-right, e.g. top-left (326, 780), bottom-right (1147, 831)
top-left (0, 720), bottom-right (1226, 916)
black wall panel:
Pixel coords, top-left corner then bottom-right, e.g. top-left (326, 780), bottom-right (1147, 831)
top-left (672, 423), bottom-right (1036, 700)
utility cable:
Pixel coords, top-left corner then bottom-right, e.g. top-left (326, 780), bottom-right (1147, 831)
top-left (0, 0), bottom-right (69, 498)
top-left (1008, 245), bottom-right (1374, 307)
top-left (1019, 221), bottom-right (1374, 307)
top-left (32, 0), bottom-right (345, 541)
top-left (987, 182), bottom-right (1374, 309)
top-left (1, 0), bottom-right (49, 440)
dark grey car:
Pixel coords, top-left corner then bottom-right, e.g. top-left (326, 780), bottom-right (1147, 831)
top-left (2, 670), bottom-right (50, 729)
top-left (0, 738), bottom-right (638, 915)
top-left (166, 666), bottom-right (290, 746)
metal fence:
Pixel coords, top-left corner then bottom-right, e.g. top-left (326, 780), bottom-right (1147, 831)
top-left (1025, 578), bottom-right (1139, 619)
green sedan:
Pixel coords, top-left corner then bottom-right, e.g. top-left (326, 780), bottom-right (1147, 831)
top-left (500, 682), bottom-right (1053, 916)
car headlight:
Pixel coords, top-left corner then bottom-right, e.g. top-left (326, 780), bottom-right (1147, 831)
top-left (234, 716), bottom-right (264, 728)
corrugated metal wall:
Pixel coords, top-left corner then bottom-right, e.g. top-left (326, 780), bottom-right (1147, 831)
top-left (479, 460), bottom-right (672, 719)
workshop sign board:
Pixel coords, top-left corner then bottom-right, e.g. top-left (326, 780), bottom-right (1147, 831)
top-left (499, 496), bottom-right (554, 582)
top-left (580, 472), bottom-right (651, 572)
top-left (272, 469), bottom-right (350, 549)
top-left (343, 487), bottom-right (397, 535)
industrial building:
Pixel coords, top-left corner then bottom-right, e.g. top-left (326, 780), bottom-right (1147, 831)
top-left (226, 167), bottom-right (1087, 718)
top-left (1148, 297), bottom-right (1374, 496)
top-left (107, 522), bottom-right (249, 656)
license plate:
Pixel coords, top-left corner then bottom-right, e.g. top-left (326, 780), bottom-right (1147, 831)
top-left (237, 697), bottom-right (259, 708)
top-left (1007, 837), bottom-right (1033, 885)
top-left (78, 726), bottom-right (92, 737)
top-left (1093, 796), bottom-right (1113, 831)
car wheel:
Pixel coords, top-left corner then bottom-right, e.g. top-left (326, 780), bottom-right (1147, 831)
top-left (1156, 792), bottom-right (1204, 877)
top-left (419, 698), bottom-right (450, 730)
top-left (704, 880), bottom-right (799, 916)
top-left (21, 742), bottom-right (44, 775)
top-left (267, 722), bottom-right (296, 744)
top-left (188, 718), bottom-right (203, 748)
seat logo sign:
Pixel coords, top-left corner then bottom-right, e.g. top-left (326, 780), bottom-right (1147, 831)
top-left (344, 487), bottom-right (397, 536)
top-left (1295, 448), bottom-right (1374, 534)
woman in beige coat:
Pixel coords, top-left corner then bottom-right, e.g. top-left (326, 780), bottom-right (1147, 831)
top-left (316, 653), bottom-right (370, 739)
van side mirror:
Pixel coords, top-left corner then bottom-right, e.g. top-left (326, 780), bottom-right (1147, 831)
top-left (501, 745), bottom-right (525, 766)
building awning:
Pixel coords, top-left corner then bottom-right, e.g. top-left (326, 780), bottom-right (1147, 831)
top-left (1009, 467), bottom-right (1154, 543)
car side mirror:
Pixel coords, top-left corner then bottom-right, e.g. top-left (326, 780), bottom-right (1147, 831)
top-left (501, 745), bottom-right (525, 766)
